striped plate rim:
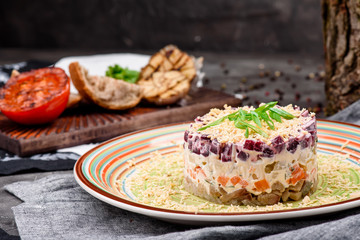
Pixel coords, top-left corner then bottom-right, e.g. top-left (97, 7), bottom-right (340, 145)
top-left (74, 120), bottom-right (360, 222)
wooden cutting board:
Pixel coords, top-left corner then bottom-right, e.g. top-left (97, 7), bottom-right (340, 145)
top-left (0, 88), bottom-right (241, 156)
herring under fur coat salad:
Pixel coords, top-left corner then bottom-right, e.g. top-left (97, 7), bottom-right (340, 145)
top-left (183, 102), bottom-right (317, 206)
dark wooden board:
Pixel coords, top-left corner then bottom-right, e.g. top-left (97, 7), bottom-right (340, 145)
top-left (0, 88), bottom-right (241, 156)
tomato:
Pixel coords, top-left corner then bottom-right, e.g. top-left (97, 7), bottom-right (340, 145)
top-left (0, 67), bottom-right (70, 125)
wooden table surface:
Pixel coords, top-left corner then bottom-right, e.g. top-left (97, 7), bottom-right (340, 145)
top-left (0, 49), bottom-right (326, 237)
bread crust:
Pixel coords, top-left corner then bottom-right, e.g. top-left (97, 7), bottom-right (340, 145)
top-left (69, 62), bottom-right (142, 110)
top-left (66, 93), bottom-right (82, 108)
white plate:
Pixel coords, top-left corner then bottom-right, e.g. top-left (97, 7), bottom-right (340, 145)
top-left (55, 53), bottom-right (150, 93)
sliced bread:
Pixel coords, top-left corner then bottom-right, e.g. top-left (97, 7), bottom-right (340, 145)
top-left (69, 62), bottom-right (142, 110)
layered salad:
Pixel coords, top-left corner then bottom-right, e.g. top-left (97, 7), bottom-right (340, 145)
top-left (183, 102), bottom-right (317, 206)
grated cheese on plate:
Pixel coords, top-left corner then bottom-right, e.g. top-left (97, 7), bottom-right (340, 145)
top-left (118, 148), bottom-right (360, 213)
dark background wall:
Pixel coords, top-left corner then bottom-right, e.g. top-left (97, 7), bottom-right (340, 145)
top-left (0, 0), bottom-right (323, 54)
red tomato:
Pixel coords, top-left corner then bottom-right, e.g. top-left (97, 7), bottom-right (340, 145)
top-left (0, 67), bottom-right (70, 125)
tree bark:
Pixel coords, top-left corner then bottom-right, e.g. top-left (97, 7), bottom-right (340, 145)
top-left (322, 0), bottom-right (360, 115)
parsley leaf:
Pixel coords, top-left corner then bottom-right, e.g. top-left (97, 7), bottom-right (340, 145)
top-left (105, 64), bottom-right (140, 83)
top-left (197, 101), bottom-right (295, 138)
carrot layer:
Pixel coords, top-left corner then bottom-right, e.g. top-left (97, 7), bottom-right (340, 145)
top-left (217, 176), bottom-right (230, 186)
top-left (254, 179), bottom-right (270, 191)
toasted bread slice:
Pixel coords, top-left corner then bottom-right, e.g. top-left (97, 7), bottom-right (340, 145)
top-left (146, 79), bottom-right (190, 105)
top-left (66, 93), bottom-right (82, 108)
top-left (10, 70), bottom-right (20, 77)
top-left (69, 62), bottom-right (142, 110)
top-left (138, 45), bottom-right (198, 105)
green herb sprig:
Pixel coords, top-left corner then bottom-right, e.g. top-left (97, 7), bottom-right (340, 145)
top-left (105, 64), bottom-right (140, 83)
top-left (198, 101), bottom-right (295, 138)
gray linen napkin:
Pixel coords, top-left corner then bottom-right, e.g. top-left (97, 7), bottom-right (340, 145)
top-left (5, 100), bottom-right (360, 240)
top-left (327, 99), bottom-right (360, 125)
top-left (6, 173), bottom-right (360, 240)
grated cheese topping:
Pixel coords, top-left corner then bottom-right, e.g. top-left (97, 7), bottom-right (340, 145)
top-left (120, 148), bottom-right (360, 213)
top-left (191, 104), bottom-right (315, 144)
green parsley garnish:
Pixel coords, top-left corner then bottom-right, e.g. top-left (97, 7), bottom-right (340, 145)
top-left (198, 101), bottom-right (295, 138)
top-left (105, 64), bottom-right (140, 84)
